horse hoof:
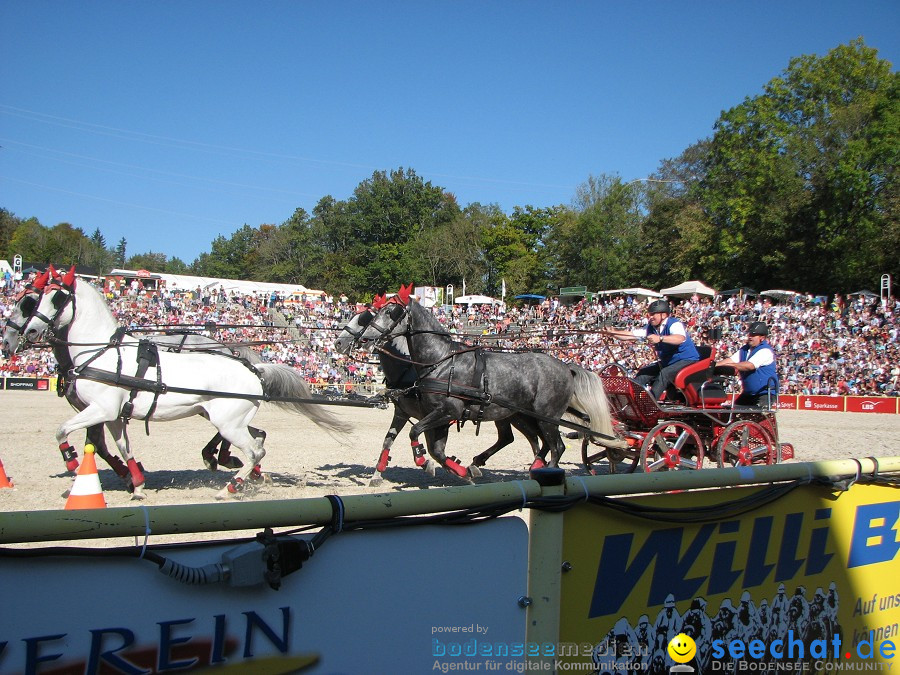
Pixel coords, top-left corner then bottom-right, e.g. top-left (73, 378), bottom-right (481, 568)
top-left (203, 458), bottom-right (218, 472)
top-left (130, 489), bottom-right (145, 501)
top-left (423, 460), bottom-right (437, 477)
top-left (368, 472), bottom-right (384, 487)
top-left (468, 465), bottom-right (482, 479)
top-left (218, 456), bottom-right (244, 470)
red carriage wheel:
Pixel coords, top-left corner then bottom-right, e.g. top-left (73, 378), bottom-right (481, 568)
top-left (581, 435), bottom-right (640, 475)
top-left (715, 421), bottom-right (776, 468)
top-left (639, 421), bottom-right (705, 472)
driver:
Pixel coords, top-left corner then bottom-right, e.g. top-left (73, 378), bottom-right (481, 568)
top-left (603, 300), bottom-right (700, 399)
top-left (715, 321), bottom-right (778, 406)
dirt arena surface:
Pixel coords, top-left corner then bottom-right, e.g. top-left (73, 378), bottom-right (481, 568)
top-left (1, 389), bottom-right (898, 515)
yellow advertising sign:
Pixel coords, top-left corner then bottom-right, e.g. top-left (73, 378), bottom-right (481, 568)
top-left (559, 483), bottom-right (900, 672)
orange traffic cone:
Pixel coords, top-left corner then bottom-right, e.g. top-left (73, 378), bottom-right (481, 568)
top-left (65, 444), bottom-right (106, 509)
top-left (0, 457), bottom-right (13, 488)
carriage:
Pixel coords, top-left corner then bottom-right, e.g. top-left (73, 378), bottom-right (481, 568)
top-left (581, 346), bottom-right (794, 475)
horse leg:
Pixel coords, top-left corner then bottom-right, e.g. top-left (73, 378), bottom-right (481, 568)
top-left (84, 423), bottom-right (134, 492)
top-left (370, 406), bottom-right (410, 486)
top-left (428, 424), bottom-right (473, 483)
top-left (212, 430), bottom-right (251, 471)
top-left (536, 421), bottom-right (566, 470)
top-left (105, 419), bottom-right (146, 500)
top-left (468, 419), bottom-right (516, 478)
top-left (215, 428), bottom-right (265, 500)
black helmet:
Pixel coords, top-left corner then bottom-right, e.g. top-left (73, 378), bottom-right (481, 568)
top-left (648, 300), bottom-right (671, 314)
top-left (748, 321), bottom-right (769, 336)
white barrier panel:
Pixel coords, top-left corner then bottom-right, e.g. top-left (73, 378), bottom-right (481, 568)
top-left (0, 519), bottom-right (528, 673)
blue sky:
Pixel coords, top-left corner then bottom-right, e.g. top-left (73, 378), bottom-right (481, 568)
top-left (2, 1), bottom-right (897, 264)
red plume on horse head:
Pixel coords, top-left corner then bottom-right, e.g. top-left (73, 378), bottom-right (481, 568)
top-left (372, 292), bottom-right (388, 310)
top-left (396, 283), bottom-right (414, 306)
top-left (32, 270), bottom-right (50, 291)
top-left (62, 265), bottom-right (76, 290)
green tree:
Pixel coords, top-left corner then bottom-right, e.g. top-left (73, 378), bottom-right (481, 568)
top-left (114, 238), bottom-right (127, 268)
top-left (702, 38), bottom-right (898, 290)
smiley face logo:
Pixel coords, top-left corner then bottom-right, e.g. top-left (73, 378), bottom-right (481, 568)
top-left (667, 633), bottom-right (696, 663)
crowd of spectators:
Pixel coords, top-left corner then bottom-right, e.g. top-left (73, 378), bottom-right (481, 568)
top-left (1, 273), bottom-right (898, 398)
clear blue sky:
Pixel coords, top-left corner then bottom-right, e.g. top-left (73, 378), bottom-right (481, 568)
top-left (2, 1), bottom-right (897, 264)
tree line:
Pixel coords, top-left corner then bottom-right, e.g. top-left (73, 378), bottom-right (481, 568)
top-left (1, 39), bottom-right (896, 301)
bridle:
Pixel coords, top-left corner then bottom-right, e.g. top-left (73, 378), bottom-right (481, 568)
top-left (25, 279), bottom-right (76, 343)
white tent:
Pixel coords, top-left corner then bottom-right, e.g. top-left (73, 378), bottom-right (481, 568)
top-left (455, 294), bottom-right (502, 305)
top-left (597, 287), bottom-right (663, 301)
top-left (659, 280), bottom-right (717, 298)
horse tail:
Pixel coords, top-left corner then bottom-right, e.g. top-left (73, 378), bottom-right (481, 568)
top-left (569, 366), bottom-right (624, 448)
top-left (256, 363), bottom-right (353, 435)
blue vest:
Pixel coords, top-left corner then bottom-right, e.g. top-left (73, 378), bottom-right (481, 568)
top-left (738, 340), bottom-right (779, 396)
top-left (647, 317), bottom-right (700, 366)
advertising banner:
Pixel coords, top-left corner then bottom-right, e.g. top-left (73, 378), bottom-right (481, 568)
top-left (775, 396), bottom-right (799, 410)
top-left (799, 395), bottom-right (845, 412)
top-left (845, 397), bottom-right (898, 414)
top-left (3, 377), bottom-right (49, 391)
top-left (559, 483), bottom-right (900, 672)
top-left (0, 518), bottom-right (528, 673)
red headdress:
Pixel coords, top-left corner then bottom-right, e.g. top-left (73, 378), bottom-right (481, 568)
top-left (395, 283), bottom-right (414, 306)
top-left (16, 270), bottom-right (49, 301)
top-left (62, 266), bottom-right (76, 290)
top-left (372, 292), bottom-right (388, 310)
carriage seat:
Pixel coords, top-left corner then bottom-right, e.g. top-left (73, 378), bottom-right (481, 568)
top-left (674, 346), bottom-right (729, 408)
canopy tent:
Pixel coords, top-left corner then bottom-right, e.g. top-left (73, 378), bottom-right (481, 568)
top-left (659, 280), bottom-right (717, 298)
top-left (597, 287), bottom-right (663, 301)
top-left (514, 294), bottom-right (545, 305)
top-left (719, 287), bottom-right (758, 297)
top-left (760, 289), bottom-right (801, 301)
top-left (455, 294), bottom-right (503, 305)
top-left (155, 272), bottom-right (325, 298)
top-left (847, 289), bottom-right (879, 299)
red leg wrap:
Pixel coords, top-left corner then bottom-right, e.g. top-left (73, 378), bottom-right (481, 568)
top-left (411, 441), bottom-right (428, 467)
top-left (376, 448), bottom-right (391, 473)
top-left (126, 458), bottom-right (145, 488)
top-left (443, 456), bottom-right (468, 478)
top-left (227, 477), bottom-right (244, 494)
top-left (530, 457), bottom-right (547, 471)
top-left (250, 465), bottom-right (263, 480)
top-left (59, 442), bottom-right (79, 472)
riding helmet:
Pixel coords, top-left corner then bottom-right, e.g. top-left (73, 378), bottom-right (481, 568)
top-left (648, 300), bottom-right (671, 314)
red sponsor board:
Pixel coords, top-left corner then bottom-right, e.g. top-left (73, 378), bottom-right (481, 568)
top-left (845, 396), bottom-right (898, 414)
top-left (798, 395), bottom-right (845, 412)
top-left (774, 396), bottom-right (798, 410)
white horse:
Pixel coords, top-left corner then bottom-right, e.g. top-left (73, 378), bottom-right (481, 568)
top-left (21, 268), bottom-right (351, 500)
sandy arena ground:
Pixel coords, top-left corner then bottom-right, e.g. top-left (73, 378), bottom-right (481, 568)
top-left (0, 390), bottom-right (898, 515)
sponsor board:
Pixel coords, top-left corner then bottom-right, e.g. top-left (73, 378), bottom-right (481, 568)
top-left (1, 519), bottom-right (528, 673)
top-left (799, 395), bottom-right (845, 412)
top-left (845, 396), bottom-right (898, 415)
top-left (559, 483), bottom-right (900, 671)
top-left (3, 377), bottom-right (49, 391)
top-left (775, 396), bottom-right (799, 410)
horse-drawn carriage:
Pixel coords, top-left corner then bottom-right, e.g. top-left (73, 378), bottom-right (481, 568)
top-left (581, 347), bottom-right (794, 475)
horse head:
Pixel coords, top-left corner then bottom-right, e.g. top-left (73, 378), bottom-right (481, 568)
top-left (357, 286), bottom-right (415, 348)
top-left (2, 270), bottom-right (50, 356)
top-left (22, 266), bottom-right (78, 344)
top-left (334, 307), bottom-right (376, 355)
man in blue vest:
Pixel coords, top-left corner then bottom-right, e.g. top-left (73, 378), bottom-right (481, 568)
top-left (603, 300), bottom-right (700, 399)
top-left (716, 321), bottom-right (779, 406)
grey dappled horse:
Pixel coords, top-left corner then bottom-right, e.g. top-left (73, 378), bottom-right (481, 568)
top-left (357, 288), bottom-right (623, 479)
top-left (335, 303), bottom-right (542, 483)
